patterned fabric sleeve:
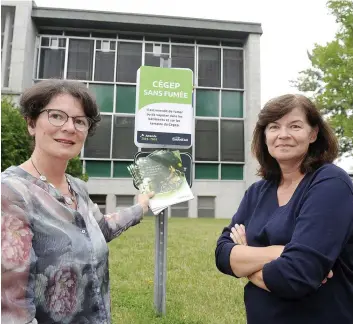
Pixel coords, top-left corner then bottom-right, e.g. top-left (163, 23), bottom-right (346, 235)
top-left (1, 179), bottom-right (37, 324)
top-left (89, 199), bottom-right (143, 243)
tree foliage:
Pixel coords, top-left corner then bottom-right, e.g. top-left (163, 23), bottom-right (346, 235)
top-left (292, 0), bottom-right (353, 156)
top-left (1, 96), bottom-right (88, 181)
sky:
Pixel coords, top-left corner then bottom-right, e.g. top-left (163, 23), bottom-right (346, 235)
top-left (33, 0), bottom-right (352, 171)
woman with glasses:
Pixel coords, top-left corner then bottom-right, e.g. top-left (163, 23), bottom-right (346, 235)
top-left (1, 79), bottom-right (153, 324)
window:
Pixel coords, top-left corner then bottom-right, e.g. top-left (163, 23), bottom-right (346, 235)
top-left (67, 39), bottom-right (94, 80)
top-left (223, 49), bottom-right (243, 89)
top-left (85, 161), bottom-right (111, 177)
top-left (221, 165), bottom-right (243, 180)
top-left (38, 48), bottom-right (65, 79)
top-left (94, 40), bottom-right (115, 82)
top-left (221, 91), bottom-right (243, 118)
top-left (220, 120), bottom-right (244, 162)
top-left (171, 45), bottom-right (194, 72)
top-left (171, 201), bottom-right (189, 217)
top-left (198, 47), bottom-right (221, 87)
top-left (90, 194), bottom-right (106, 214)
top-left (195, 120), bottom-right (218, 161)
top-left (117, 42), bottom-right (142, 82)
top-left (198, 196), bottom-right (215, 218)
top-left (195, 164), bottom-right (218, 179)
top-left (145, 43), bottom-right (170, 67)
top-left (89, 84), bottom-right (114, 113)
top-left (1, 6), bottom-right (15, 87)
top-left (112, 116), bottom-right (137, 159)
top-left (113, 161), bottom-right (132, 178)
top-left (116, 195), bottom-right (134, 209)
top-left (38, 37), bottom-right (66, 79)
top-left (145, 54), bottom-right (160, 67)
top-left (84, 115), bottom-right (112, 158)
top-left (116, 86), bottom-right (136, 113)
top-left (196, 90), bottom-right (219, 117)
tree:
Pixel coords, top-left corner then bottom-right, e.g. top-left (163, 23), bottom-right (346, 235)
top-left (1, 96), bottom-right (88, 181)
top-left (292, 0), bottom-right (353, 156)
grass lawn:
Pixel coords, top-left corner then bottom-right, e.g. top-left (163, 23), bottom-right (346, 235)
top-left (109, 217), bottom-right (247, 324)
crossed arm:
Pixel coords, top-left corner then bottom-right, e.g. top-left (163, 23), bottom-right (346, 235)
top-left (229, 225), bottom-right (332, 292)
top-left (216, 177), bottom-right (352, 299)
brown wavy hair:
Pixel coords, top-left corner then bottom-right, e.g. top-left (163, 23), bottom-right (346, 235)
top-left (20, 79), bottom-right (101, 136)
top-left (251, 94), bottom-right (338, 181)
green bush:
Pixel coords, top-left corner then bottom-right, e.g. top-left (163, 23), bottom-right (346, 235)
top-left (1, 96), bottom-right (88, 181)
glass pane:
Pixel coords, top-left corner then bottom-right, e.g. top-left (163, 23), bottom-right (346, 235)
top-left (145, 44), bottom-right (153, 52)
top-left (89, 194), bottom-right (106, 214)
top-left (84, 115), bottom-right (112, 158)
top-left (195, 164), bottom-right (218, 179)
top-left (198, 209), bottom-right (215, 218)
top-left (116, 195), bottom-right (134, 206)
top-left (171, 45), bottom-right (194, 72)
top-left (172, 201), bottom-right (189, 208)
top-left (59, 39), bottom-right (66, 47)
top-left (198, 47), bottom-right (221, 87)
top-left (220, 120), bottom-right (244, 162)
top-left (117, 42), bottom-right (142, 82)
top-left (171, 208), bottom-right (188, 217)
top-left (90, 194), bottom-right (106, 204)
top-left (113, 161), bottom-right (133, 178)
top-left (145, 54), bottom-right (160, 67)
top-left (89, 84), bottom-right (114, 113)
top-left (86, 161), bottom-right (111, 177)
top-left (195, 120), bottom-right (218, 161)
top-left (223, 49), bottom-right (244, 89)
top-left (116, 86), bottom-right (136, 113)
top-left (38, 48), bottom-right (65, 79)
top-left (196, 90), bottom-right (219, 117)
top-left (94, 51), bottom-right (115, 82)
top-left (198, 196), bottom-right (215, 208)
top-left (112, 116), bottom-right (137, 159)
top-left (41, 37), bottom-right (49, 46)
top-left (67, 39), bottom-right (94, 80)
top-left (221, 164), bottom-right (243, 180)
top-left (221, 91), bottom-right (243, 118)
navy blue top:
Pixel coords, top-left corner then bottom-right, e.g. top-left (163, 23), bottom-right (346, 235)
top-left (215, 164), bottom-right (353, 324)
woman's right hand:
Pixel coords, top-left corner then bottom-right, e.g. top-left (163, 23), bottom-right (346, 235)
top-left (137, 192), bottom-right (154, 214)
top-left (322, 270), bottom-right (333, 284)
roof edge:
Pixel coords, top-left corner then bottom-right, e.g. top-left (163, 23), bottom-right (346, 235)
top-left (32, 6), bottom-right (263, 35)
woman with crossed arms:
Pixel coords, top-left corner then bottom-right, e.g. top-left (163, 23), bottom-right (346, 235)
top-left (215, 94), bottom-right (353, 324)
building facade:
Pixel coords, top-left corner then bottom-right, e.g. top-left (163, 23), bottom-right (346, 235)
top-left (1, 1), bottom-right (262, 217)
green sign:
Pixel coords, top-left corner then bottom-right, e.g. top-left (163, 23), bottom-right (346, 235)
top-left (134, 66), bottom-right (193, 148)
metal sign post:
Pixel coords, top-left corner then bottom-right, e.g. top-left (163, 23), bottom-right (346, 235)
top-left (154, 208), bottom-right (168, 315)
top-left (133, 151), bottom-right (192, 316)
top-left (156, 58), bottom-right (170, 315)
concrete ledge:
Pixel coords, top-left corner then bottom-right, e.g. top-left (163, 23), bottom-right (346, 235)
top-left (32, 7), bottom-right (262, 40)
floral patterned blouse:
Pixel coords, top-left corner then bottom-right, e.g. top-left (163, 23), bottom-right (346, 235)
top-left (1, 166), bottom-right (143, 324)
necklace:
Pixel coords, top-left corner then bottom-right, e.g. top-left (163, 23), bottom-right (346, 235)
top-left (30, 158), bottom-right (76, 206)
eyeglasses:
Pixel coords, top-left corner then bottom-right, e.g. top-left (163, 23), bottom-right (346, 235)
top-left (40, 109), bottom-right (92, 132)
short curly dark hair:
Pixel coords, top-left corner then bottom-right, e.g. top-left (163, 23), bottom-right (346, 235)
top-left (251, 94), bottom-right (338, 181)
top-left (20, 79), bottom-right (101, 136)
